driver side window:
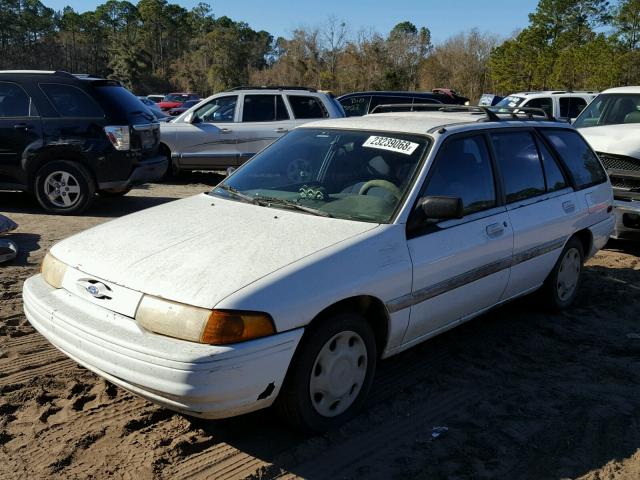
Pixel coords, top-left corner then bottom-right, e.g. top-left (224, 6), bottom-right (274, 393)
top-left (193, 95), bottom-right (237, 123)
top-left (423, 135), bottom-right (496, 216)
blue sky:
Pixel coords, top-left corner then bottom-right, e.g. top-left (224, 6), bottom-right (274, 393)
top-left (44, 0), bottom-right (539, 43)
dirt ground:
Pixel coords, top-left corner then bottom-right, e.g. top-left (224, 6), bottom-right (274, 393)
top-left (1, 175), bottom-right (640, 480)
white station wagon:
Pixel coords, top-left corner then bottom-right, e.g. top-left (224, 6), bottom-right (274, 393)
top-left (24, 107), bottom-right (614, 432)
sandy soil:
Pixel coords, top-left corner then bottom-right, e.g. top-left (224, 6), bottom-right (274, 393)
top-left (1, 175), bottom-right (640, 480)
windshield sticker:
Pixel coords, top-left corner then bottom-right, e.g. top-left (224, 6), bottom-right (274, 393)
top-left (363, 136), bottom-right (419, 155)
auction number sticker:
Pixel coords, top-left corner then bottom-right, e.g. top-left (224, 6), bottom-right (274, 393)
top-left (362, 136), bottom-right (419, 155)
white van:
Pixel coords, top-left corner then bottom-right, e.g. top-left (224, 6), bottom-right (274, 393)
top-left (495, 91), bottom-right (597, 122)
top-left (573, 86), bottom-right (640, 239)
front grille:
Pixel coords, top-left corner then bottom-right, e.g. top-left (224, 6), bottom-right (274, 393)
top-left (597, 152), bottom-right (640, 172)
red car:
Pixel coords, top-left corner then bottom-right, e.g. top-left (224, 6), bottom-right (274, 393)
top-left (158, 93), bottom-right (200, 111)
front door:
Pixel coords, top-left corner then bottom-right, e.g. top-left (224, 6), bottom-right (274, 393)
top-left (402, 134), bottom-right (513, 344)
top-left (174, 94), bottom-right (238, 169)
top-left (233, 94), bottom-right (295, 166)
top-left (0, 81), bottom-right (41, 187)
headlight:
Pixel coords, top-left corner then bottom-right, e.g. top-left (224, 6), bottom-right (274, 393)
top-left (41, 252), bottom-right (67, 288)
top-left (135, 295), bottom-right (276, 345)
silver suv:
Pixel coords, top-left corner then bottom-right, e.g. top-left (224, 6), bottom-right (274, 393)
top-left (160, 86), bottom-right (345, 174)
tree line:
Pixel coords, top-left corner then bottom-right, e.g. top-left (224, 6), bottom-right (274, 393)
top-left (1, 0), bottom-right (639, 100)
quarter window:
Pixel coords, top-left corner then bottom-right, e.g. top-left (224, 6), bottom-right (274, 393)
top-left (288, 95), bottom-right (327, 119)
top-left (491, 132), bottom-right (546, 203)
top-left (424, 135), bottom-right (496, 215)
top-left (242, 94), bottom-right (288, 122)
top-left (193, 95), bottom-right (237, 123)
top-left (541, 129), bottom-right (607, 189)
top-left (0, 82), bottom-right (33, 117)
top-left (40, 83), bottom-right (103, 118)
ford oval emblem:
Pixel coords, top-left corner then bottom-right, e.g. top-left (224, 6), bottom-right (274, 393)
top-left (86, 285), bottom-right (99, 296)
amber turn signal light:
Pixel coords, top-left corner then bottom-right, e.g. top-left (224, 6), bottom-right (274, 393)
top-left (201, 310), bottom-right (275, 345)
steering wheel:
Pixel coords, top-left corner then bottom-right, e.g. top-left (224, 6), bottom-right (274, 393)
top-left (358, 179), bottom-right (402, 201)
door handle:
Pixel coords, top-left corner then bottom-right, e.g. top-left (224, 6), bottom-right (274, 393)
top-left (220, 128), bottom-right (232, 134)
top-left (485, 222), bottom-right (504, 237)
top-left (275, 128), bottom-right (288, 133)
top-left (562, 201), bottom-right (575, 213)
top-left (13, 123), bottom-right (34, 130)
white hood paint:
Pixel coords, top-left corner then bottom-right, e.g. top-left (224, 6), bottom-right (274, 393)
top-left (51, 194), bottom-right (378, 309)
top-left (578, 124), bottom-right (640, 159)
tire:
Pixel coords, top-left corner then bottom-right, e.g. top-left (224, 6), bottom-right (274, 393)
top-left (276, 311), bottom-right (377, 433)
top-left (160, 145), bottom-right (179, 180)
top-left (541, 236), bottom-right (584, 309)
top-left (97, 187), bottom-right (132, 197)
top-left (34, 161), bottom-right (95, 215)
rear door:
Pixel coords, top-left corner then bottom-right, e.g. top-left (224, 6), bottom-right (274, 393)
top-left (173, 95), bottom-right (238, 169)
top-left (401, 134), bottom-right (513, 343)
top-left (490, 129), bottom-right (577, 299)
top-left (234, 93), bottom-right (294, 166)
top-left (0, 81), bottom-right (41, 187)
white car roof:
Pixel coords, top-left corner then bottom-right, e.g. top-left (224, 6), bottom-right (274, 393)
top-left (301, 111), bottom-right (573, 136)
top-left (601, 86), bottom-right (640, 94)
top-left (508, 90), bottom-right (597, 97)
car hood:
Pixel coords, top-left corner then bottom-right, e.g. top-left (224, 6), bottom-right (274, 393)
top-left (579, 124), bottom-right (640, 159)
top-left (50, 194), bottom-right (379, 309)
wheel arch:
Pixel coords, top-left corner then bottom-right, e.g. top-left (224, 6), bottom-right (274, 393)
top-left (305, 295), bottom-right (390, 358)
top-left (572, 228), bottom-right (593, 258)
top-left (24, 147), bottom-right (95, 192)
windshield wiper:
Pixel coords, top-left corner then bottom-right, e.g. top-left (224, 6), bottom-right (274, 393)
top-left (255, 195), bottom-right (333, 217)
top-left (214, 184), bottom-right (259, 205)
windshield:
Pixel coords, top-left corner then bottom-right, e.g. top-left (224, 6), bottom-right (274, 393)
top-left (210, 128), bottom-right (430, 223)
top-left (165, 94), bottom-right (190, 102)
top-left (495, 95), bottom-right (526, 109)
top-left (573, 93), bottom-right (640, 128)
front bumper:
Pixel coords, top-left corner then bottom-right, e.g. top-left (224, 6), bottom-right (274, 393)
top-left (98, 154), bottom-right (168, 191)
top-left (23, 275), bottom-right (303, 419)
top-left (612, 198), bottom-right (640, 240)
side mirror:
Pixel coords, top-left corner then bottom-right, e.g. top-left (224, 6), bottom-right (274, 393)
top-left (418, 195), bottom-right (464, 220)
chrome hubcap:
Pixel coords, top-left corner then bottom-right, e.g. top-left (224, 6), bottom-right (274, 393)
top-left (309, 330), bottom-right (367, 417)
top-left (44, 171), bottom-right (81, 208)
top-left (557, 247), bottom-right (581, 301)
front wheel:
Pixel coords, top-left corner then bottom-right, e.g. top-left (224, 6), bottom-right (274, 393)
top-left (34, 161), bottom-right (95, 215)
top-left (276, 312), bottom-right (377, 432)
top-left (541, 236), bottom-right (584, 309)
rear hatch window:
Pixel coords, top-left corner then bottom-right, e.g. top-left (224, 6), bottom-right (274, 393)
top-left (91, 82), bottom-right (156, 124)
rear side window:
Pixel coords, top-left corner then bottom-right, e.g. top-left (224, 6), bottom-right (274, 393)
top-left (40, 83), bottom-right (103, 118)
top-left (93, 84), bottom-right (151, 117)
top-left (425, 135), bottom-right (496, 215)
top-left (288, 95), bottom-right (328, 119)
top-left (491, 132), bottom-right (546, 203)
top-left (243, 94), bottom-right (288, 122)
top-left (340, 95), bottom-right (370, 117)
top-left (536, 137), bottom-right (568, 192)
top-left (541, 129), bottom-right (607, 189)
top-left (559, 97), bottom-right (587, 119)
top-left (0, 81), bottom-right (34, 117)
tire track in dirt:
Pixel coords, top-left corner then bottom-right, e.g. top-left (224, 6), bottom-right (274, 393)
top-left (0, 356), bottom-right (76, 386)
top-left (0, 348), bottom-right (68, 377)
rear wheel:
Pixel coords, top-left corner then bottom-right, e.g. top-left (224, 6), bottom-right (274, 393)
top-left (541, 236), bottom-right (584, 309)
top-left (34, 161), bottom-right (95, 215)
top-left (276, 311), bottom-right (377, 432)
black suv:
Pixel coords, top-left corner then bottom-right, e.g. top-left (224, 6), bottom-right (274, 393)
top-left (0, 70), bottom-right (167, 214)
top-left (337, 90), bottom-right (470, 117)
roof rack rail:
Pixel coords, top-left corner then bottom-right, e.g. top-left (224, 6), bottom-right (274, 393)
top-left (369, 103), bottom-right (556, 122)
top-left (227, 85), bottom-right (317, 92)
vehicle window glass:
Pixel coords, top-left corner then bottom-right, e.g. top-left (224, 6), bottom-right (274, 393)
top-left (40, 83), bottom-right (103, 118)
top-left (340, 96), bottom-right (370, 117)
top-left (541, 129), bottom-right (607, 189)
top-left (496, 95), bottom-right (526, 108)
top-left (491, 132), bottom-right (546, 203)
top-left (288, 95), bottom-right (327, 119)
top-left (524, 97), bottom-right (552, 116)
top-left (0, 81), bottom-right (32, 117)
top-left (536, 136), bottom-right (568, 192)
top-left (574, 94), bottom-right (640, 127)
top-left (424, 135), bottom-right (496, 215)
top-left (213, 128), bottom-right (429, 223)
top-left (193, 95), bottom-right (237, 123)
top-left (276, 95), bottom-right (289, 120)
top-left (243, 94), bottom-right (279, 122)
top-left (93, 84), bottom-right (150, 117)
top-left (559, 97), bottom-right (587, 119)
